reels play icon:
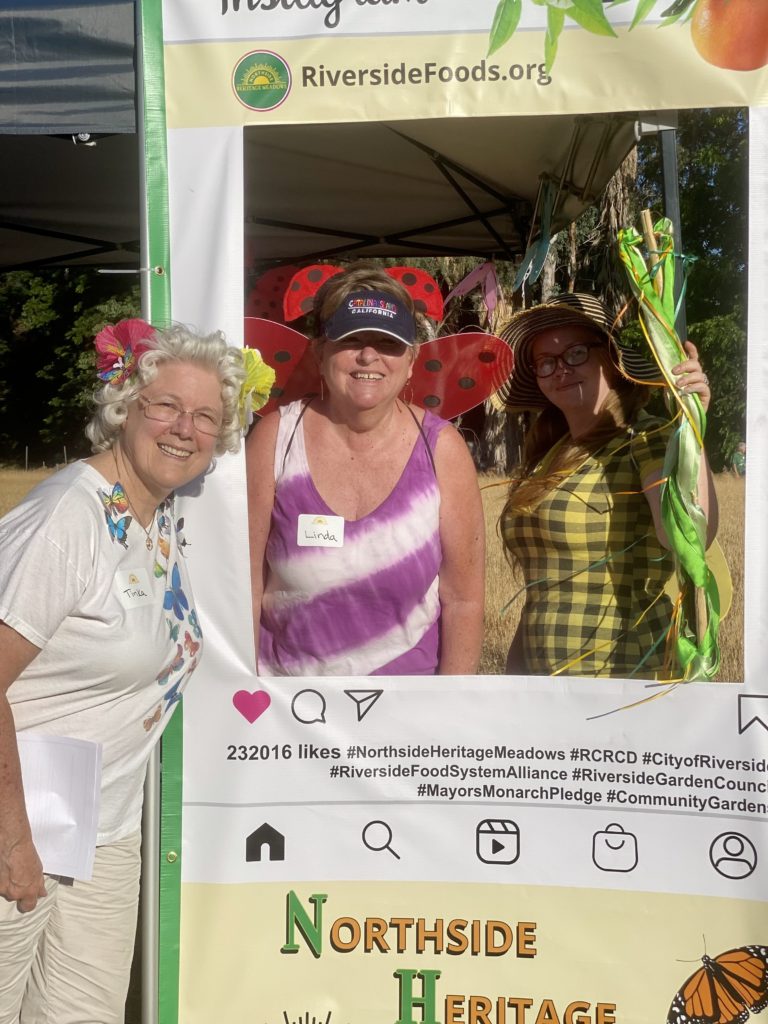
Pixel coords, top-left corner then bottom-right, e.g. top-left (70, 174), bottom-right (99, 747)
top-left (476, 819), bottom-right (520, 864)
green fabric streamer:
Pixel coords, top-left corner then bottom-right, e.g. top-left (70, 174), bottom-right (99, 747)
top-left (618, 219), bottom-right (720, 680)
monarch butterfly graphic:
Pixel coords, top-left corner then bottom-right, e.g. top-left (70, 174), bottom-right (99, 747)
top-left (667, 945), bottom-right (768, 1024)
top-left (184, 630), bottom-right (200, 658)
top-left (143, 706), bottom-right (161, 732)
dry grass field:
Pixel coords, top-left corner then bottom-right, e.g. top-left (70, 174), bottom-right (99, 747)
top-left (480, 471), bottom-right (745, 681)
top-left (0, 467), bottom-right (56, 518)
top-left (0, 466), bottom-right (745, 680)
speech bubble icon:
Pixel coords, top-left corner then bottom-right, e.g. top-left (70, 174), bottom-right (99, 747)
top-left (291, 688), bottom-right (326, 725)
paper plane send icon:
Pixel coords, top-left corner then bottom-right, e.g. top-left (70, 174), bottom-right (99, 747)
top-left (344, 689), bottom-right (383, 722)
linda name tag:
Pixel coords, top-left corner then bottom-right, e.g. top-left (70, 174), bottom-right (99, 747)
top-left (297, 514), bottom-right (344, 548)
top-left (115, 568), bottom-right (155, 609)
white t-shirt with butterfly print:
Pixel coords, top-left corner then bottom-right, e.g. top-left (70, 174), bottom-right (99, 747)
top-left (0, 461), bottom-right (202, 844)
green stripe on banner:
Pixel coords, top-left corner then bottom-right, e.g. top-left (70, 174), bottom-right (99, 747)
top-left (136, 2), bottom-right (177, 1023)
top-left (158, 712), bottom-right (183, 1024)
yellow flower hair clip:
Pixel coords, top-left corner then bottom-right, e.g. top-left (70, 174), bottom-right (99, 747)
top-left (239, 348), bottom-right (276, 430)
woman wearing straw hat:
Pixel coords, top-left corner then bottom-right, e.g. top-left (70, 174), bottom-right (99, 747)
top-left (499, 292), bottom-right (717, 679)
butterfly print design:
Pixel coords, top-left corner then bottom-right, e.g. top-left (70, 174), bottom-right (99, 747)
top-left (104, 511), bottom-right (132, 548)
top-left (143, 706), bottom-right (161, 732)
top-left (99, 483), bottom-right (129, 517)
top-left (163, 563), bottom-right (189, 621)
top-left (157, 512), bottom-right (172, 538)
top-left (156, 643), bottom-right (184, 689)
top-left (184, 630), bottom-right (200, 658)
top-left (188, 609), bottom-right (202, 639)
top-left (667, 945), bottom-right (768, 1024)
top-left (176, 516), bottom-right (189, 552)
top-left (162, 678), bottom-right (184, 712)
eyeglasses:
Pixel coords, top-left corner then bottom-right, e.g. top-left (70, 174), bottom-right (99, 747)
top-left (139, 396), bottom-right (222, 436)
top-left (532, 341), bottom-right (602, 379)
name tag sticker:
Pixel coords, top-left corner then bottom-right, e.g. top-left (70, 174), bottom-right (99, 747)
top-left (115, 568), bottom-right (155, 609)
top-left (297, 514), bottom-right (345, 548)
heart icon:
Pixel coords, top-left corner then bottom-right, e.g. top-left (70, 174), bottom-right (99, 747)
top-left (232, 689), bottom-right (271, 723)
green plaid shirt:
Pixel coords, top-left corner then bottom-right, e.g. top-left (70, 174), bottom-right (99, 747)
top-left (502, 413), bottom-right (674, 679)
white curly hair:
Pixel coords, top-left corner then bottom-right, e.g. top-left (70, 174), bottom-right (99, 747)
top-left (86, 324), bottom-right (246, 456)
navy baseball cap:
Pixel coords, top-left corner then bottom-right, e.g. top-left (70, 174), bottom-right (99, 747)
top-left (322, 290), bottom-right (416, 346)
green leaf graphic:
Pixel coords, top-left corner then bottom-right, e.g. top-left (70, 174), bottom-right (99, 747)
top-left (661, 0), bottom-right (696, 15)
top-left (488, 0), bottom-right (523, 56)
top-left (545, 6), bottom-right (566, 70)
top-left (630, 0), bottom-right (658, 29)
top-left (566, 0), bottom-right (618, 36)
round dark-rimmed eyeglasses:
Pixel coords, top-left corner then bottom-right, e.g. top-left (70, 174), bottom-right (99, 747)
top-left (532, 341), bottom-right (602, 379)
top-left (139, 396), bottom-right (221, 436)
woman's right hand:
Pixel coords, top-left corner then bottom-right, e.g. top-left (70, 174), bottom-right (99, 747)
top-left (0, 833), bottom-right (46, 912)
top-left (672, 341), bottom-right (711, 412)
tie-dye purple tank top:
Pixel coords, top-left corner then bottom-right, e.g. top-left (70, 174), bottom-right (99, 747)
top-left (259, 401), bottom-right (446, 676)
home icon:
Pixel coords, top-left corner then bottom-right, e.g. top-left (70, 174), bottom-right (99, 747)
top-left (245, 822), bottom-right (285, 862)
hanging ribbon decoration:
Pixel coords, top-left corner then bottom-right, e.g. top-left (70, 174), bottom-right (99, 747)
top-left (617, 214), bottom-right (721, 681)
top-left (443, 261), bottom-right (500, 324)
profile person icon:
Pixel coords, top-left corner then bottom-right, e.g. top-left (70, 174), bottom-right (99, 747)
top-left (709, 832), bottom-right (757, 880)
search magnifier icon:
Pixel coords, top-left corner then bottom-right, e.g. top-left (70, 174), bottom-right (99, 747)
top-left (362, 820), bottom-right (401, 860)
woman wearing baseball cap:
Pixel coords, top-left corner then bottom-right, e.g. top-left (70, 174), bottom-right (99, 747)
top-left (498, 292), bottom-right (717, 679)
top-left (246, 263), bottom-right (484, 676)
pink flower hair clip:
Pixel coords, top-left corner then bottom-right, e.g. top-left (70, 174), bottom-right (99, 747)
top-left (94, 318), bottom-right (156, 386)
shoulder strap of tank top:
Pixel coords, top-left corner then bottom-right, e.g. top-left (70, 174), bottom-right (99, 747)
top-left (280, 398), bottom-right (314, 477)
top-left (406, 403), bottom-right (437, 477)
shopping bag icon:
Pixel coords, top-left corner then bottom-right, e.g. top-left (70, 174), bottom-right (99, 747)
top-left (592, 823), bottom-right (638, 872)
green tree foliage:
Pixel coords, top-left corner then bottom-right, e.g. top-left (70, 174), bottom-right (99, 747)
top-left (622, 312), bottom-right (746, 473)
top-left (0, 271), bottom-right (140, 464)
top-left (635, 109), bottom-right (748, 324)
top-left (686, 312), bottom-right (747, 471)
top-left (635, 109), bottom-right (748, 466)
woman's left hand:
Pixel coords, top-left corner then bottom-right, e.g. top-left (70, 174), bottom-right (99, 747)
top-left (672, 341), bottom-right (711, 413)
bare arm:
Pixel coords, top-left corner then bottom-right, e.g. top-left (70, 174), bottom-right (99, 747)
top-left (0, 621), bottom-right (46, 912)
top-left (643, 341), bottom-right (719, 549)
top-left (245, 412), bottom-right (279, 671)
top-left (434, 426), bottom-right (485, 675)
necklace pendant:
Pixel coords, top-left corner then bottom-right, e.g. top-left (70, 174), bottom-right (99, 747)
top-left (146, 536), bottom-right (154, 551)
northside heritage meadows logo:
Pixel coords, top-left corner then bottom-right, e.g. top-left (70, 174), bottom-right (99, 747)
top-left (233, 51), bottom-right (292, 111)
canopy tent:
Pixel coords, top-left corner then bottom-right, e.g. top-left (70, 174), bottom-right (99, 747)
top-left (0, 4), bottom-right (642, 274)
top-left (0, 133), bottom-right (140, 270)
top-left (0, 0), bottom-right (138, 271)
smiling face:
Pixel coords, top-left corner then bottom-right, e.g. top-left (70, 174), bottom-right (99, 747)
top-left (531, 324), bottom-right (616, 434)
top-left (118, 361), bottom-right (223, 508)
top-left (315, 331), bottom-right (416, 414)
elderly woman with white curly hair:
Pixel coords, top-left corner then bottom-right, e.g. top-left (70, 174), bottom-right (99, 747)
top-left (0, 319), bottom-right (270, 1022)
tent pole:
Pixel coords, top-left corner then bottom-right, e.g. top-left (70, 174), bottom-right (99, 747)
top-left (659, 126), bottom-right (687, 341)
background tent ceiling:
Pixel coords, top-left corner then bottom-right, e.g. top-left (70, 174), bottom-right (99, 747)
top-left (0, 134), bottom-right (140, 270)
top-left (244, 113), bottom-right (639, 265)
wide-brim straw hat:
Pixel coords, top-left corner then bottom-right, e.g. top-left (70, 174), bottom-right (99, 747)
top-left (497, 292), bottom-right (664, 411)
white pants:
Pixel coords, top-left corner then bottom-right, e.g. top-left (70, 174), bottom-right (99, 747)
top-left (0, 833), bottom-right (141, 1024)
